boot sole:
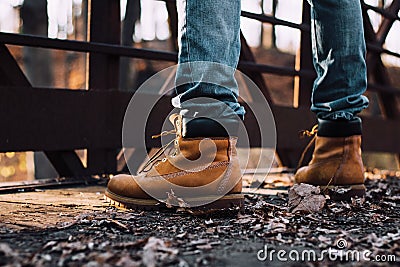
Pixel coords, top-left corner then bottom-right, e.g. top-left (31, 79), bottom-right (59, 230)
top-left (104, 189), bottom-right (244, 214)
top-left (322, 184), bottom-right (366, 201)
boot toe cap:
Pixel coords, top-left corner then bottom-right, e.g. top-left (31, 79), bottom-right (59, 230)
top-left (107, 174), bottom-right (149, 199)
top-left (294, 167), bottom-right (308, 184)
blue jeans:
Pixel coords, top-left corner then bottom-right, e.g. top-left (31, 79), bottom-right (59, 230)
top-left (173, 0), bottom-right (369, 121)
top-left (308, 0), bottom-right (369, 120)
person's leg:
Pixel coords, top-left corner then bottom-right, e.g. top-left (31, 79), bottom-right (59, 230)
top-left (106, 1), bottom-right (244, 211)
top-left (295, 0), bottom-right (369, 200)
top-left (172, 0), bottom-right (244, 130)
top-left (309, 0), bottom-right (369, 120)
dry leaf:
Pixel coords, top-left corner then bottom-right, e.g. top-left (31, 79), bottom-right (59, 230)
top-left (288, 183), bottom-right (326, 213)
top-left (142, 237), bottom-right (178, 267)
top-left (165, 190), bottom-right (189, 208)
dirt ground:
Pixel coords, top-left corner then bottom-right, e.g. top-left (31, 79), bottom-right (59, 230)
top-left (0, 173), bottom-right (399, 267)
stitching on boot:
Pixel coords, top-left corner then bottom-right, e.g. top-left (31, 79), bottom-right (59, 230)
top-left (217, 163), bottom-right (233, 194)
top-left (146, 160), bottom-right (230, 180)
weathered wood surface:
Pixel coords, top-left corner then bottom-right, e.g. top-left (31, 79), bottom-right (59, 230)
top-left (0, 175), bottom-right (399, 266)
top-left (0, 182), bottom-right (287, 231)
top-left (0, 186), bottom-right (107, 231)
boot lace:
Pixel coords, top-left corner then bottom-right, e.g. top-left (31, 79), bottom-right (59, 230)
top-left (296, 124), bottom-right (335, 193)
top-left (137, 130), bottom-right (177, 174)
top-left (296, 124), bottom-right (318, 172)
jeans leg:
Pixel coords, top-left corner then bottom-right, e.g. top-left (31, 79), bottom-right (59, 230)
top-left (172, 0), bottom-right (244, 121)
top-left (308, 0), bottom-right (369, 120)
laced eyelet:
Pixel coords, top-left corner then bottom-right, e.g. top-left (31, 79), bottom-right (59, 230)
top-left (162, 158), bottom-right (167, 162)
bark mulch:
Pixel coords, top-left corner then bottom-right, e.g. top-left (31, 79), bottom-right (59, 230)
top-left (0, 172), bottom-right (399, 266)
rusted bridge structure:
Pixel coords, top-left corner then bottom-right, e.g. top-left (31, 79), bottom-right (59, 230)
top-left (0, 0), bottom-right (399, 186)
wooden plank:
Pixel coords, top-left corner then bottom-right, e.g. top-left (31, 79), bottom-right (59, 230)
top-left (87, 0), bottom-right (121, 91)
top-left (0, 44), bottom-right (31, 86)
top-left (279, 0), bottom-right (314, 167)
top-left (165, 0), bottom-right (178, 51)
top-left (375, 0), bottom-right (400, 44)
top-left (0, 186), bottom-right (107, 230)
top-left (240, 10), bottom-right (309, 32)
top-left (117, 147), bottom-right (151, 174)
top-left (0, 31), bottom-right (177, 61)
top-left (0, 177), bottom-right (102, 194)
top-left (0, 32), bottom-right (314, 78)
top-left (87, 0), bottom-right (121, 174)
top-left (362, 2), bottom-right (400, 21)
top-left (297, 0), bottom-right (313, 108)
top-left (0, 44), bottom-right (87, 177)
top-left (239, 32), bottom-right (272, 104)
top-left (362, 3), bottom-right (400, 119)
top-left (0, 87), bottom-right (130, 151)
top-left (45, 151), bottom-right (87, 177)
top-left (0, 88), bottom-right (399, 155)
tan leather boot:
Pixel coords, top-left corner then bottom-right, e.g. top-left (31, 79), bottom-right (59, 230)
top-left (294, 118), bottom-right (366, 200)
top-left (105, 114), bottom-right (243, 212)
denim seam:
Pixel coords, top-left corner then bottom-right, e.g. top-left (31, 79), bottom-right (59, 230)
top-left (311, 6), bottom-right (319, 108)
top-left (184, 0), bottom-right (195, 88)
